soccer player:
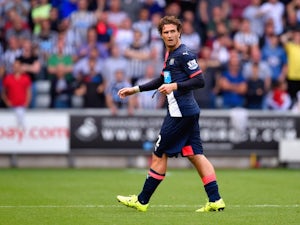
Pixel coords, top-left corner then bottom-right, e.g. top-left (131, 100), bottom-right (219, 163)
top-left (117, 16), bottom-right (225, 212)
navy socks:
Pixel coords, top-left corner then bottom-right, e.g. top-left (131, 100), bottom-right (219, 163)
top-left (138, 168), bottom-right (165, 204)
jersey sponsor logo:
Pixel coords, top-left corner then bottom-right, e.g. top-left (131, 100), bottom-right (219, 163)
top-left (187, 59), bottom-right (198, 70)
top-left (169, 58), bottom-right (175, 65)
top-left (163, 71), bottom-right (171, 83)
top-left (182, 51), bottom-right (189, 55)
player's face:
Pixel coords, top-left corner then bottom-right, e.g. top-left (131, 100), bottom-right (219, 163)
top-left (161, 24), bottom-right (181, 51)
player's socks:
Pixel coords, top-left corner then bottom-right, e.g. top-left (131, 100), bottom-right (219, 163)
top-left (138, 168), bottom-right (165, 204)
top-left (202, 174), bottom-right (221, 202)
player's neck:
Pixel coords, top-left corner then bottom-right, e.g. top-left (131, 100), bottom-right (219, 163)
top-left (167, 40), bottom-right (181, 52)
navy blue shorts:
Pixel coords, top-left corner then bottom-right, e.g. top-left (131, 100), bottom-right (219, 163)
top-left (153, 114), bottom-right (203, 158)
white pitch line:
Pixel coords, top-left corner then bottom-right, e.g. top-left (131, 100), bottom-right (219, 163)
top-left (0, 204), bottom-right (299, 208)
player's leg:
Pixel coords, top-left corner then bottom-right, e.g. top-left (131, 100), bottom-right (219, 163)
top-left (117, 115), bottom-right (185, 211)
top-left (117, 153), bottom-right (167, 211)
top-left (188, 154), bottom-right (225, 212)
top-left (188, 154), bottom-right (220, 201)
top-left (183, 114), bottom-right (225, 212)
top-left (137, 153), bottom-right (167, 204)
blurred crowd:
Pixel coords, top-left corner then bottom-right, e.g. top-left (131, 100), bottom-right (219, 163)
top-left (1, 0), bottom-right (300, 117)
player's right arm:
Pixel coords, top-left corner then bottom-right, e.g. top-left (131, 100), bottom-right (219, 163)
top-left (118, 86), bottom-right (140, 99)
top-left (118, 76), bottom-right (164, 99)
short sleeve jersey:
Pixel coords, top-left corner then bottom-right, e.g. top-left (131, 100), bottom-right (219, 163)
top-left (162, 44), bottom-right (202, 117)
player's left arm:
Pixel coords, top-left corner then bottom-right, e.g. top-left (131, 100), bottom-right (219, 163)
top-left (176, 73), bottom-right (205, 91)
top-left (176, 52), bottom-right (205, 91)
top-left (158, 74), bottom-right (205, 95)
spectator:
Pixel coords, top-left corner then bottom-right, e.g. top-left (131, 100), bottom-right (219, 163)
top-left (57, 0), bottom-right (78, 20)
top-left (0, 65), bottom-right (5, 108)
top-left (280, 27), bottom-right (300, 101)
top-left (181, 20), bottom-right (201, 55)
top-left (113, 16), bottom-right (134, 54)
top-left (242, 0), bottom-right (265, 38)
top-left (210, 33), bottom-right (230, 66)
top-left (148, 12), bottom-right (164, 71)
top-left (1, 59), bottom-right (32, 129)
top-left (31, 0), bottom-right (52, 34)
top-left (3, 0), bottom-right (31, 22)
top-left (17, 39), bottom-right (41, 83)
top-left (206, 6), bottom-right (231, 42)
top-left (143, 0), bottom-right (165, 17)
top-left (1, 36), bottom-right (22, 74)
top-left (217, 49), bottom-right (247, 108)
top-left (16, 39), bottom-right (41, 108)
top-left (227, 0), bottom-right (251, 20)
top-left (5, 10), bottom-right (31, 42)
top-left (102, 44), bottom-right (129, 87)
top-left (195, 46), bottom-right (222, 108)
top-left (182, 10), bottom-right (201, 36)
top-left (124, 29), bottom-right (152, 85)
top-left (91, 0), bottom-right (106, 11)
top-left (259, 0), bottom-right (285, 35)
top-left (96, 11), bottom-right (117, 50)
top-left (73, 49), bottom-right (106, 108)
top-left (50, 63), bottom-right (73, 108)
top-left (264, 80), bottom-right (292, 111)
top-left (286, 0), bottom-right (300, 30)
top-left (215, 22), bottom-right (232, 44)
top-left (233, 18), bottom-right (259, 61)
top-left (105, 69), bottom-right (133, 115)
top-left (49, 7), bottom-right (60, 32)
top-left (27, 0), bottom-right (39, 32)
top-left (261, 34), bottom-right (287, 82)
top-left (245, 62), bottom-right (265, 109)
top-left (33, 18), bottom-right (58, 78)
top-left (3, 8), bottom-right (27, 34)
top-left (121, 0), bottom-right (142, 22)
top-left (242, 46), bottom-right (272, 92)
top-left (196, 0), bottom-right (229, 43)
top-left (73, 47), bottom-right (103, 80)
top-left (76, 26), bottom-right (109, 62)
top-left (259, 18), bottom-right (276, 47)
top-left (164, 2), bottom-right (181, 17)
top-left (197, 0), bottom-right (229, 28)
top-left (68, 0), bottom-right (98, 46)
top-left (106, 0), bottom-right (128, 28)
top-left (133, 7), bottom-right (152, 45)
top-left (291, 91), bottom-right (300, 113)
top-left (47, 35), bottom-right (74, 81)
top-left (56, 17), bottom-right (79, 51)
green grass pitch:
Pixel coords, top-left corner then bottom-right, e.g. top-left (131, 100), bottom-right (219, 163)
top-left (0, 168), bottom-right (299, 225)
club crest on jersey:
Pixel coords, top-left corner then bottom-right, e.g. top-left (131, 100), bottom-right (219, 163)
top-left (169, 58), bottom-right (175, 65)
top-left (187, 59), bottom-right (198, 70)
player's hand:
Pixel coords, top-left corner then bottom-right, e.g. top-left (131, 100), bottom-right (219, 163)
top-left (158, 83), bottom-right (177, 95)
top-left (118, 87), bottom-right (138, 99)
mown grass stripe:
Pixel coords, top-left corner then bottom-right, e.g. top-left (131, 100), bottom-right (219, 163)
top-left (0, 204), bottom-right (299, 208)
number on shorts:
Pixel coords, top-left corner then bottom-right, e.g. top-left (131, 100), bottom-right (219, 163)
top-left (155, 134), bottom-right (161, 151)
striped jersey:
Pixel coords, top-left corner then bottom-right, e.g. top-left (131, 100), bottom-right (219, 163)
top-left (162, 44), bottom-right (202, 117)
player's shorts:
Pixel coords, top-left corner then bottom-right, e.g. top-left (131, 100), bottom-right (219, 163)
top-left (153, 113), bottom-right (203, 158)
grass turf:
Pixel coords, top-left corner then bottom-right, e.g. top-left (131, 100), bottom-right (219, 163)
top-left (0, 168), bottom-right (299, 225)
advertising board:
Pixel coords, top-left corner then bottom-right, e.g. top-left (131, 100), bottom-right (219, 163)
top-left (0, 111), bottom-right (69, 153)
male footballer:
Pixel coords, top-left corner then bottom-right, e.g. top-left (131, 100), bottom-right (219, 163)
top-left (117, 15), bottom-right (225, 212)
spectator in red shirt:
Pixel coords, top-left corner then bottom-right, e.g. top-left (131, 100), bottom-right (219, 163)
top-left (1, 59), bottom-right (32, 128)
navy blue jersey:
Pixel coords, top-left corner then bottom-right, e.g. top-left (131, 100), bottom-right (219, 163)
top-left (162, 44), bottom-right (202, 117)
